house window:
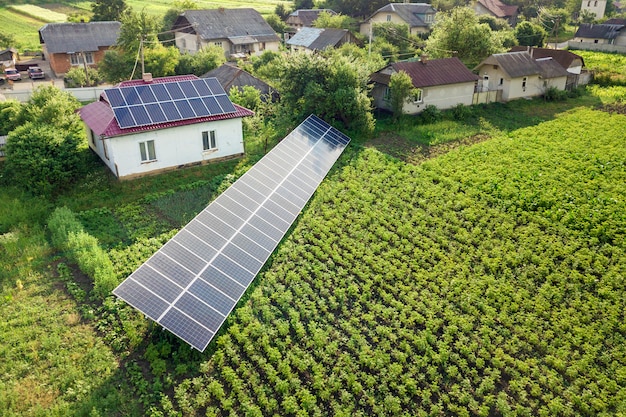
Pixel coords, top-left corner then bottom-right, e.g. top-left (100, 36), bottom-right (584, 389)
top-left (425, 14), bottom-right (433, 23)
top-left (70, 52), bottom-right (94, 66)
top-left (587, 1), bottom-right (591, 5)
top-left (214, 41), bottom-right (223, 47)
top-left (386, 14), bottom-right (392, 22)
top-left (202, 130), bottom-right (217, 150)
top-left (260, 42), bottom-right (266, 51)
top-left (594, 0), bottom-right (597, 6)
top-left (383, 87), bottom-right (391, 102)
top-left (139, 140), bottom-right (156, 162)
top-left (499, 78), bottom-right (504, 85)
top-left (522, 77), bottom-right (527, 91)
top-left (412, 89), bottom-right (423, 103)
top-left (181, 38), bottom-right (186, 49)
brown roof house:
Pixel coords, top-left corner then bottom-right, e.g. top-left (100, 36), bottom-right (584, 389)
top-left (473, 0), bottom-right (519, 26)
top-left (39, 21), bottom-right (121, 77)
top-left (474, 51), bottom-right (569, 101)
top-left (286, 9), bottom-right (337, 30)
top-left (286, 27), bottom-right (355, 53)
top-left (360, 3), bottom-right (436, 37)
top-left (172, 8), bottom-right (281, 60)
top-left (370, 56), bottom-right (479, 115)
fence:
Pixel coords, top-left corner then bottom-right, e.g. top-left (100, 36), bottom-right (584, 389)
top-left (473, 90), bottom-right (502, 105)
top-left (0, 83), bottom-right (108, 103)
top-left (568, 41), bottom-right (626, 54)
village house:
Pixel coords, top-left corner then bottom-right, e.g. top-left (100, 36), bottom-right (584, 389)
top-left (474, 51), bottom-right (569, 102)
top-left (370, 56), bottom-right (479, 115)
top-left (78, 74), bottom-right (253, 179)
top-left (172, 8), bottom-right (281, 60)
top-left (473, 0), bottom-right (519, 27)
top-left (38, 21), bottom-right (120, 77)
top-left (286, 27), bottom-right (355, 53)
top-left (360, 3), bottom-right (436, 37)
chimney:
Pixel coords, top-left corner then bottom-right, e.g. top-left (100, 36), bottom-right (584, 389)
top-left (420, 54), bottom-right (428, 64)
top-left (142, 73), bottom-right (153, 83)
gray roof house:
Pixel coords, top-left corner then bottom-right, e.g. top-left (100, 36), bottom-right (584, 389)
top-left (360, 3), bottom-right (436, 37)
top-left (202, 62), bottom-right (278, 101)
top-left (572, 23), bottom-right (626, 46)
top-left (286, 27), bottom-right (355, 53)
top-left (172, 8), bottom-right (281, 60)
top-left (39, 21), bottom-right (121, 76)
top-left (474, 51), bottom-right (569, 102)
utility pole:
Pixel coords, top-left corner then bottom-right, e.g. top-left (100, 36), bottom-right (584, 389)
top-left (140, 37), bottom-right (145, 75)
top-left (368, 19), bottom-right (373, 57)
top-left (552, 16), bottom-right (560, 49)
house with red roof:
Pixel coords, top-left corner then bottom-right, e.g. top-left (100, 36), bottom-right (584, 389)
top-left (473, 0), bottom-right (518, 27)
top-left (370, 56), bottom-right (479, 115)
top-left (78, 74), bottom-right (253, 179)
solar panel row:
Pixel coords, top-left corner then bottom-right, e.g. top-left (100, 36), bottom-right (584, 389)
top-left (113, 115), bottom-right (351, 351)
top-left (105, 78), bottom-right (236, 129)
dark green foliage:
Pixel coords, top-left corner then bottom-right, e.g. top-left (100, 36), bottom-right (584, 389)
top-left (98, 49), bottom-right (135, 83)
top-left (265, 14), bottom-right (288, 34)
top-left (174, 45), bottom-right (225, 77)
top-left (0, 31), bottom-right (15, 48)
top-left (478, 14), bottom-right (510, 31)
top-left (276, 53), bottom-right (374, 134)
top-left (48, 206), bottom-right (84, 250)
top-left (0, 99), bottom-right (21, 135)
top-left (373, 22), bottom-right (421, 58)
top-left (91, 0), bottom-right (128, 21)
top-left (543, 86), bottom-right (568, 101)
top-left (515, 21), bottom-right (547, 47)
top-left (275, 4), bottom-right (289, 20)
top-left (451, 103), bottom-right (473, 120)
top-left (420, 104), bottom-right (442, 123)
top-left (4, 86), bottom-right (84, 195)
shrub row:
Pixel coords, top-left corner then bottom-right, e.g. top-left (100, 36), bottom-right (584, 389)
top-left (47, 206), bottom-right (116, 299)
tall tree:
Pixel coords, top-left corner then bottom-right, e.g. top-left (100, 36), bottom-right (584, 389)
top-left (389, 71), bottom-right (414, 120)
top-left (294, 0), bottom-right (314, 10)
top-left (321, 0), bottom-right (391, 18)
top-left (116, 9), bottom-right (160, 53)
top-left (276, 52), bottom-right (374, 134)
top-left (515, 21), bottom-right (547, 47)
top-left (161, 0), bottom-right (199, 43)
top-left (313, 11), bottom-right (356, 30)
top-left (425, 7), bottom-right (505, 67)
top-left (91, 0), bottom-right (128, 21)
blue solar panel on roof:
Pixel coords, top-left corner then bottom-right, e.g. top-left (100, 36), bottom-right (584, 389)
top-left (135, 85), bottom-right (157, 103)
top-left (113, 107), bottom-right (135, 128)
top-left (106, 88), bottom-right (126, 108)
top-left (113, 115), bottom-right (351, 351)
top-left (107, 78), bottom-right (238, 129)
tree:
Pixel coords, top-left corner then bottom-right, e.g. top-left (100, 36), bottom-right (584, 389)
top-left (161, 0), bottom-right (199, 43)
top-left (4, 87), bottom-right (84, 195)
top-left (313, 11), bottom-right (355, 30)
top-left (265, 14), bottom-right (289, 34)
top-left (175, 45), bottom-right (225, 76)
top-left (478, 15), bottom-right (511, 31)
top-left (116, 9), bottom-right (160, 53)
top-left (389, 71), bottom-right (414, 120)
top-left (0, 32), bottom-right (15, 49)
top-left (425, 7), bottom-right (505, 67)
top-left (98, 50), bottom-right (135, 83)
top-left (64, 66), bottom-right (101, 87)
top-left (91, 0), bottom-right (128, 22)
top-left (276, 52), bottom-right (374, 134)
top-left (275, 4), bottom-right (290, 20)
top-left (372, 23), bottom-right (422, 59)
top-left (321, 0), bottom-right (391, 18)
top-left (143, 44), bottom-right (179, 77)
top-left (514, 21), bottom-right (547, 47)
top-left (295, 0), bottom-right (314, 10)
top-left (0, 100), bottom-right (21, 135)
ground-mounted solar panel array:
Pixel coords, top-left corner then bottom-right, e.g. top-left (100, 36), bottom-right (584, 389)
top-left (113, 115), bottom-right (351, 351)
top-left (104, 78), bottom-right (237, 129)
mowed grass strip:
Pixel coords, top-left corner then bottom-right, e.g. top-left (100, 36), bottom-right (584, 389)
top-left (8, 4), bottom-right (67, 22)
top-left (0, 7), bottom-right (44, 50)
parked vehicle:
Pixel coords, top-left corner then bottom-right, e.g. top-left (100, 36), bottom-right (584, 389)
top-left (3, 68), bottom-right (21, 81)
top-left (27, 66), bottom-right (45, 80)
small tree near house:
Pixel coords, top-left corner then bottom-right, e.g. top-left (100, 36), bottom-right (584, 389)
top-left (389, 70), bottom-right (415, 120)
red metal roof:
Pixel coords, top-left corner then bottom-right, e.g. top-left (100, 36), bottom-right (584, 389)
top-left (391, 58), bottom-right (479, 89)
top-left (78, 75), bottom-right (254, 138)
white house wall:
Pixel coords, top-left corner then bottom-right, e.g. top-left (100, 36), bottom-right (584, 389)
top-left (402, 83), bottom-right (476, 114)
top-left (504, 75), bottom-right (543, 100)
top-left (104, 118), bottom-right (244, 179)
top-left (360, 13), bottom-right (430, 36)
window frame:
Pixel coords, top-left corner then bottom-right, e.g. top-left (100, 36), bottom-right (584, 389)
top-left (69, 52), bottom-right (94, 66)
top-left (202, 130), bottom-right (217, 151)
top-left (412, 88), bottom-right (423, 103)
top-left (139, 140), bottom-right (156, 162)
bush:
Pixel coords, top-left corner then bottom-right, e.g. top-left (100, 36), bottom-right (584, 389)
top-left (420, 105), bottom-right (442, 123)
top-left (451, 103), bottom-right (473, 120)
top-left (543, 86), bottom-right (568, 101)
top-left (48, 206), bottom-right (84, 249)
top-left (67, 231), bottom-right (117, 298)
